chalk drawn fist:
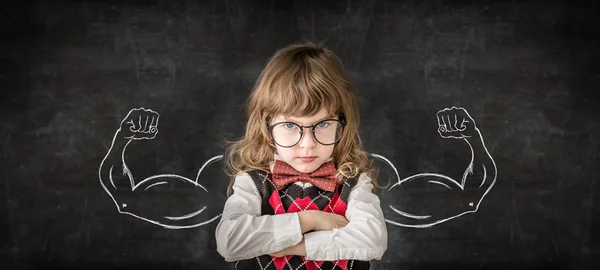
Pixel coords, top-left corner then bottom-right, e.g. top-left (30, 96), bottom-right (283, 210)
top-left (119, 108), bottom-right (159, 140)
top-left (436, 106), bottom-right (476, 139)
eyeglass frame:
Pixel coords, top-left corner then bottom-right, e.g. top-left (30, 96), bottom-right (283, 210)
top-left (266, 113), bottom-right (347, 148)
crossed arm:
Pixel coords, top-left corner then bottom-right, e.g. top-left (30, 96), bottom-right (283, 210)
top-left (215, 173), bottom-right (387, 261)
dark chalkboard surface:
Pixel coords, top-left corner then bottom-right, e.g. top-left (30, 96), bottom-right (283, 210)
top-left (2, 0), bottom-right (599, 269)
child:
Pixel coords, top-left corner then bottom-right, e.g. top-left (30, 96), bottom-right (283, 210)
top-left (215, 41), bottom-right (388, 270)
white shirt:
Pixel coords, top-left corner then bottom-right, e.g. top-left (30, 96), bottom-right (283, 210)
top-left (215, 158), bottom-right (388, 262)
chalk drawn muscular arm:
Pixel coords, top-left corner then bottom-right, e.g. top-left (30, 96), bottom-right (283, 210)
top-left (98, 108), bottom-right (160, 196)
top-left (373, 106), bottom-right (497, 228)
top-left (98, 108), bottom-right (223, 229)
top-left (435, 106), bottom-right (497, 194)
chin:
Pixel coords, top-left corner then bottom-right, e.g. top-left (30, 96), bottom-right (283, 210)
top-left (294, 162), bottom-right (320, 173)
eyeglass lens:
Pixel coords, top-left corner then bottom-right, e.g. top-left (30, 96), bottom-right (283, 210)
top-left (271, 120), bottom-right (343, 147)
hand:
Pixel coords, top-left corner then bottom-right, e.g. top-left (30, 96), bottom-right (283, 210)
top-left (269, 250), bottom-right (286, 258)
top-left (119, 107), bottom-right (160, 140)
top-left (436, 106), bottom-right (477, 139)
top-left (308, 210), bottom-right (349, 231)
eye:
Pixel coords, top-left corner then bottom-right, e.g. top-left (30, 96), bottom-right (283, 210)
top-left (316, 121), bottom-right (329, 128)
top-left (283, 123), bottom-right (297, 129)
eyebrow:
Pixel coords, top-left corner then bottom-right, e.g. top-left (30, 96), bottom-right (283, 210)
top-left (279, 114), bottom-right (336, 124)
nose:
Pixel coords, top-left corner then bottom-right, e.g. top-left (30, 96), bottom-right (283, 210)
top-left (298, 129), bottom-right (317, 148)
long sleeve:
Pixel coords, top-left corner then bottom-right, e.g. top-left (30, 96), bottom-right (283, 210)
top-left (215, 172), bottom-right (304, 262)
top-left (303, 173), bottom-right (388, 261)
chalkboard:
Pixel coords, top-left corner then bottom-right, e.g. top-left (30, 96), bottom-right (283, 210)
top-left (2, 0), bottom-right (599, 269)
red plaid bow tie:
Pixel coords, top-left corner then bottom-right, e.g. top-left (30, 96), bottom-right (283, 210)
top-left (271, 160), bottom-right (338, 192)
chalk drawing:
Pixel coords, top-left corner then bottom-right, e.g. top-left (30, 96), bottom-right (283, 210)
top-left (372, 106), bottom-right (497, 228)
top-left (99, 106), bottom-right (496, 229)
top-left (99, 107), bottom-right (223, 229)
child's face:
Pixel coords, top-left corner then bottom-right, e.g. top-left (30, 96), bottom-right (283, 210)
top-left (269, 107), bottom-right (336, 173)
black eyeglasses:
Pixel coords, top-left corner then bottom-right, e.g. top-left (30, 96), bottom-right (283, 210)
top-left (267, 113), bottom-right (347, 148)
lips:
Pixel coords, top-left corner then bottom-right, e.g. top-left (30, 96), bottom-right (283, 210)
top-left (298, 156), bottom-right (316, 162)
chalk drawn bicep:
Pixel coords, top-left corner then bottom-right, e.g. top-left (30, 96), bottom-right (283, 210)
top-left (378, 106), bottom-right (497, 228)
top-left (100, 107), bottom-right (220, 229)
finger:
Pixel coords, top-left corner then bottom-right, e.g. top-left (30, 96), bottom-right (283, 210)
top-left (142, 115), bottom-right (148, 132)
top-left (126, 119), bottom-right (137, 132)
top-left (451, 114), bottom-right (459, 131)
top-left (154, 113), bottom-right (160, 126)
top-left (449, 114), bottom-right (457, 131)
top-left (458, 118), bottom-right (468, 131)
top-left (131, 115), bottom-right (141, 131)
top-left (446, 114), bottom-right (455, 131)
top-left (149, 116), bottom-right (158, 133)
top-left (136, 115), bottom-right (143, 132)
top-left (143, 115), bottom-right (150, 133)
top-left (437, 113), bottom-right (447, 132)
top-left (453, 114), bottom-right (459, 130)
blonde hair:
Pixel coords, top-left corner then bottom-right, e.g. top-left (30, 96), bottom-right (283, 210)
top-left (224, 41), bottom-right (379, 197)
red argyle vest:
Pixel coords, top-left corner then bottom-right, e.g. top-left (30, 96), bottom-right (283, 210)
top-left (232, 169), bottom-right (370, 270)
